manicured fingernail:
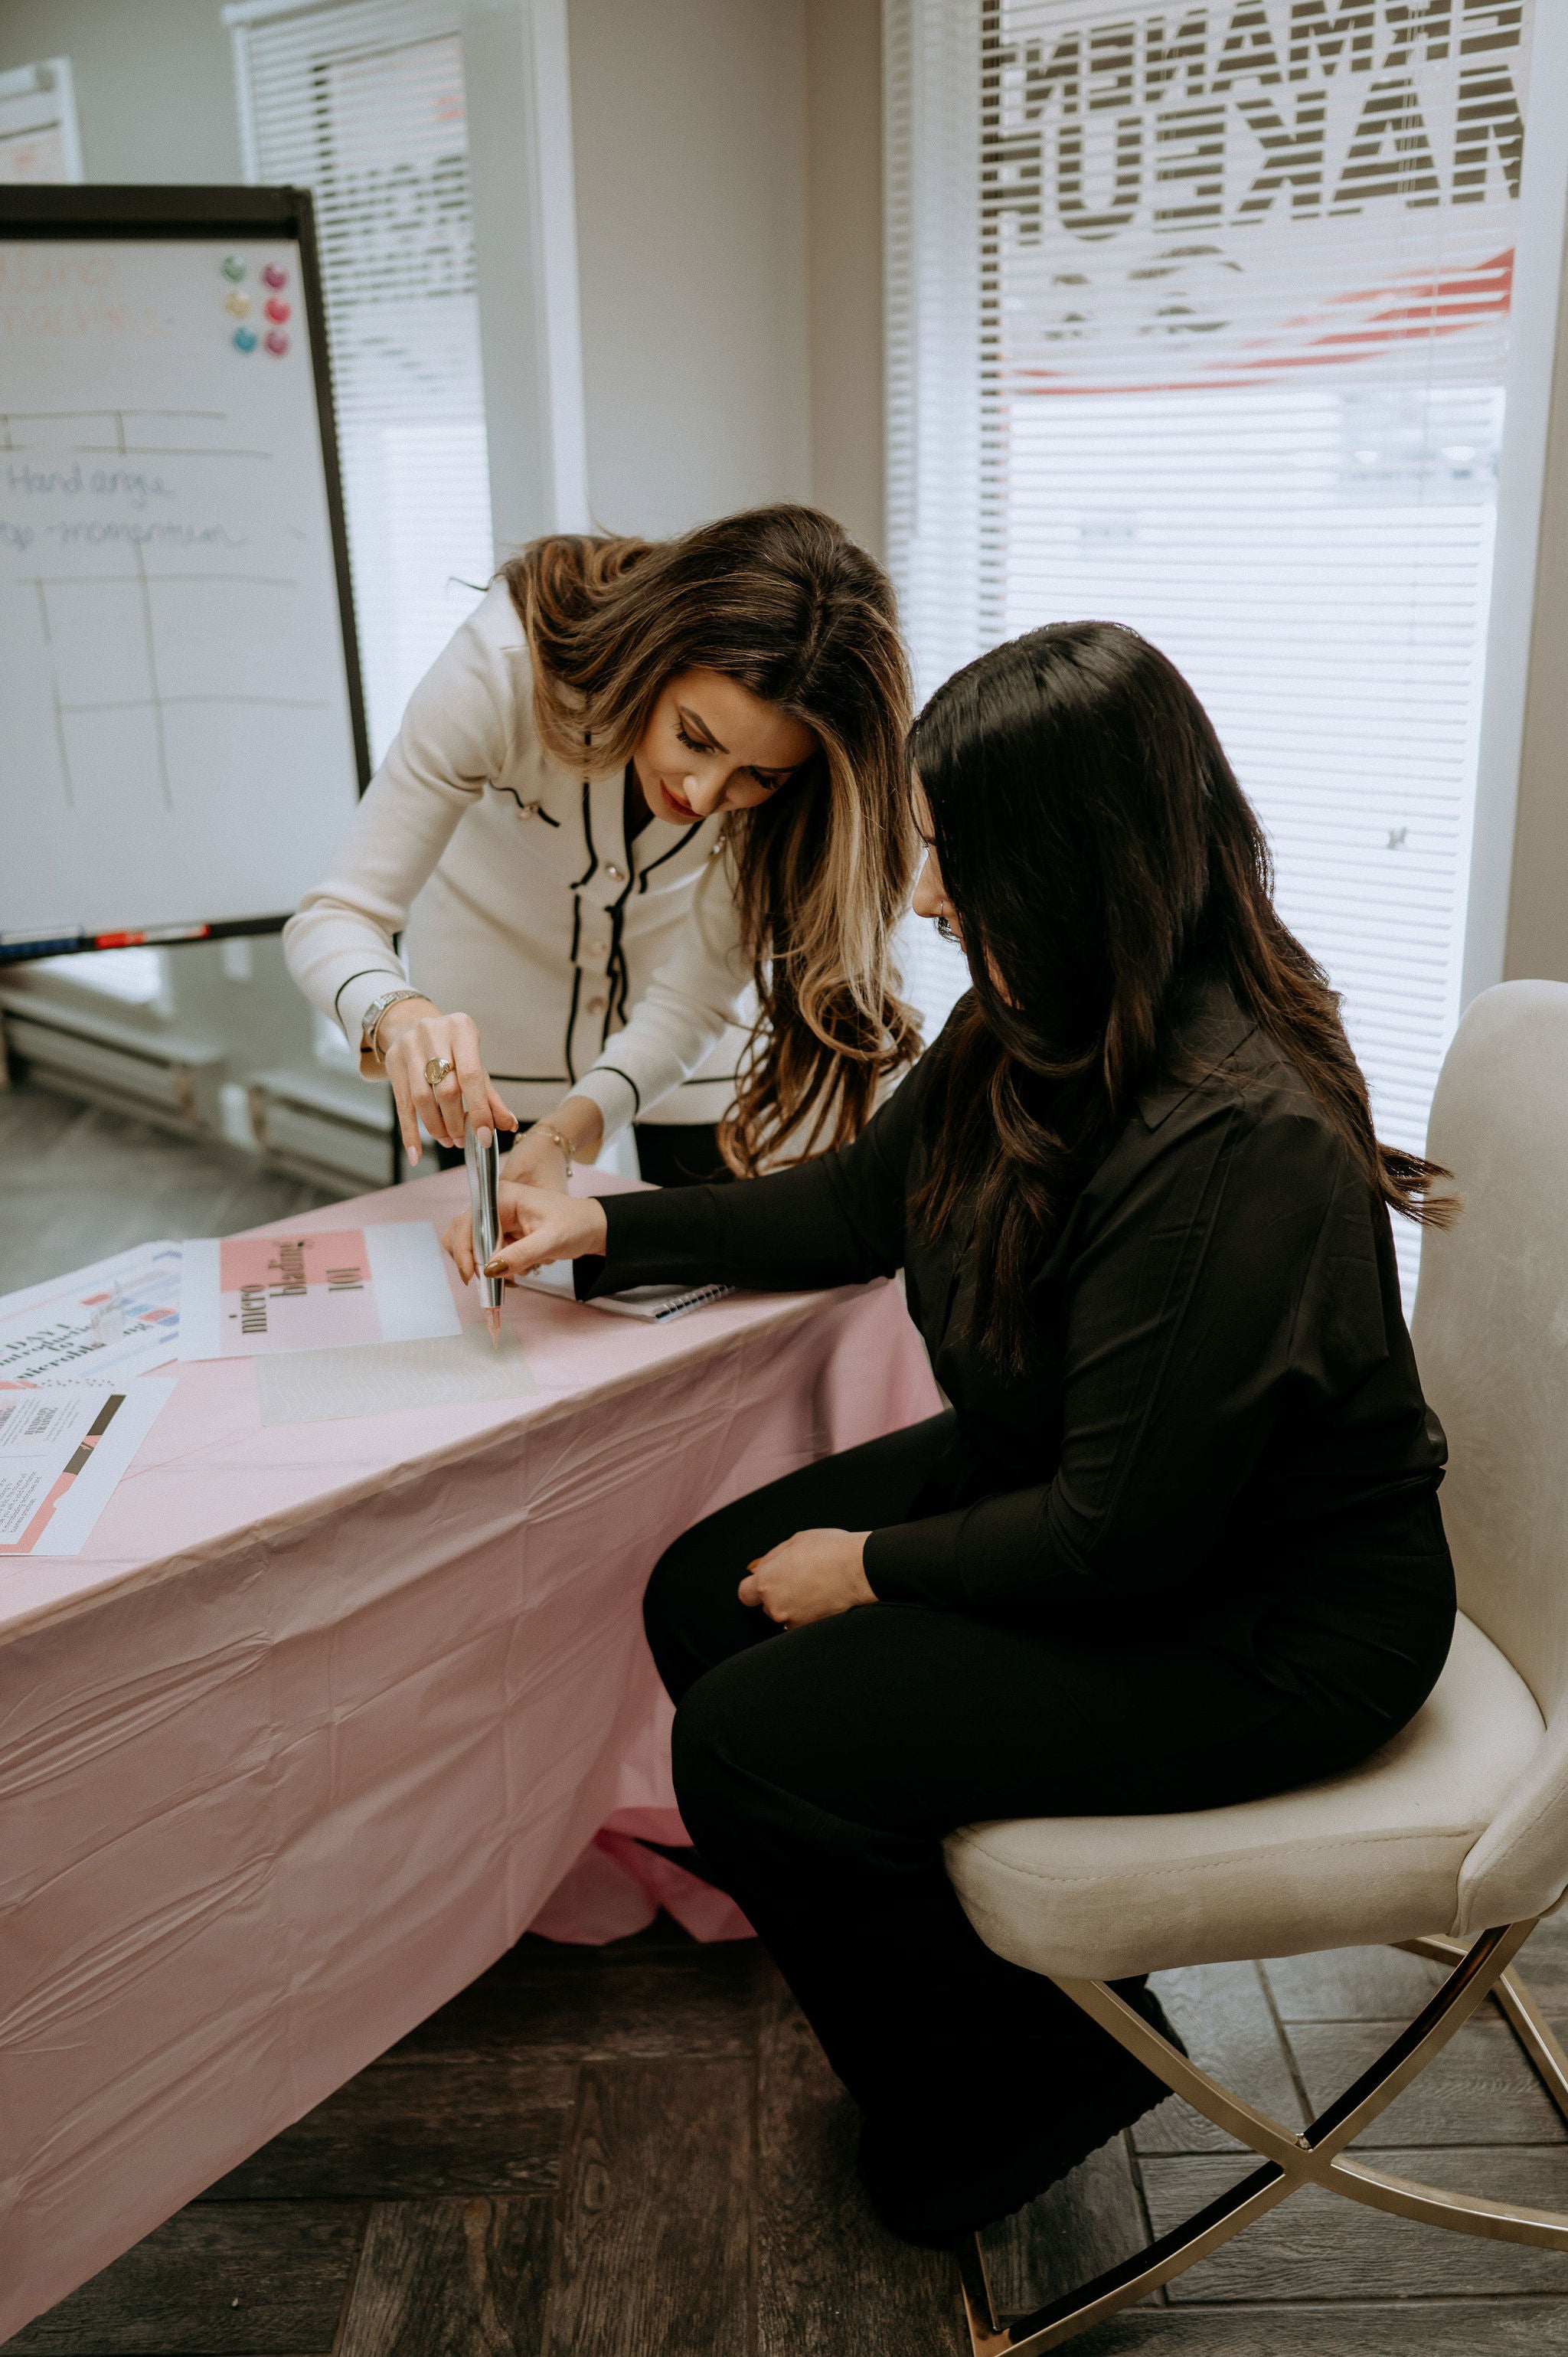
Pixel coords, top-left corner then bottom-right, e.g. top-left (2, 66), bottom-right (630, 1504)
top-left (410, 1146), bottom-right (420, 1164)
top-left (478, 1126), bottom-right (492, 1149)
top-left (483, 1258), bottom-right (506, 1277)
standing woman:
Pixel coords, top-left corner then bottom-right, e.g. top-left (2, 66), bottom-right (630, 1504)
top-left (284, 505), bottom-right (919, 1189)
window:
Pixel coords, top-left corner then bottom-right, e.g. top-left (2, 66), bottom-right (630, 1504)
top-left (887, 0), bottom-right (1547, 1287)
top-left (34, 949), bottom-right (168, 1008)
top-left (0, 58), bottom-right (82, 183)
top-left (228, 0), bottom-right (494, 761)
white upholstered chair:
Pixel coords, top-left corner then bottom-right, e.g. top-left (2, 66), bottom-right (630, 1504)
top-left (943, 979), bottom-right (1568, 2355)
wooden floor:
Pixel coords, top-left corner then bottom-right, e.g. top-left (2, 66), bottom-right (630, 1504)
top-left (7, 1078), bottom-right (1568, 2354)
top-left (10, 1916), bottom-right (1568, 2357)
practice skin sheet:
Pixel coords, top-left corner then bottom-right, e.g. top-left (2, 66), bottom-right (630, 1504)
top-left (254, 1325), bottom-right (538, 1424)
top-left (0, 1168), bottom-right (940, 2337)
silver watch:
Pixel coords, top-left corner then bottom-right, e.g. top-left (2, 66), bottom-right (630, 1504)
top-left (358, 984), bottom-right (425, 1062)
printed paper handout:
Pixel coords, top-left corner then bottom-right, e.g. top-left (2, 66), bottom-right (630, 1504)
top-left (0, 1241), bottom-right (183, 1384)
top-left (0, 1380), bottom-right (174, 1558)
top-left (178, 1223), bottom-right (462, 1361)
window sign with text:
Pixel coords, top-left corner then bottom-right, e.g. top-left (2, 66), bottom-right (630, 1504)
top-left (888, 2), bottom-right (1539, 1297)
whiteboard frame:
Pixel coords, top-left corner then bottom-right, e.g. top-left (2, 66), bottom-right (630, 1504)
top-left (0, 183), bottom-right (371, 964)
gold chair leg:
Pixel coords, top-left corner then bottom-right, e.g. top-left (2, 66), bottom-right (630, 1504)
top-left (1325, 2151), bottom-right (1568, 2245)
top-left (956, 2234), bottom-right (1006, 2354)
top-left (959, 1920), bottom-right (1568, 2356)
top-left (963, 2160), bottom-right (1295, 2356)
top-left (1399, 1929), bottom-right (1568, 2123)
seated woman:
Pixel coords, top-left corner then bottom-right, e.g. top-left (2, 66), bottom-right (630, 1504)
top-left (468, 622), bottom-right (1458, 2244)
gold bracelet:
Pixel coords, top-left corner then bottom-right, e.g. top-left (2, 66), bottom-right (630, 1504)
top-left (533, 1120), bottom-right (575, 1180)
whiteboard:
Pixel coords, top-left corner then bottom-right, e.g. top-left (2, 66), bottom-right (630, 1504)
top-left (0, 199), bottom-right (366, 949)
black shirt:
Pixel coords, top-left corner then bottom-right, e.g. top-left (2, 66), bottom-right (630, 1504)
top-left (583, 977), bottom-right (1447, 1617)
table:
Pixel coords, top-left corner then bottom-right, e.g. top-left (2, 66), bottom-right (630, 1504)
top-left (0, 1169), bottom-right (939, 2336)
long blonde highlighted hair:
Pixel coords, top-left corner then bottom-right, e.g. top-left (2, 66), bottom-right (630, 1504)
top-left (500, 505), bottom-right (920, 1171)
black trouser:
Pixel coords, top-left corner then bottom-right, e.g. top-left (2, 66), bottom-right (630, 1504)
top-left (642, 1412), bottom-right (1455, 2225)
top-left (436, 1120), bottom-right (731, 1188)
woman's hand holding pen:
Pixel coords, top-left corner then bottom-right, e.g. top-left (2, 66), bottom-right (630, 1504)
top-left (738, 1529), bottom-right (877, 1627)
top-left (443, 1181), bottom-right (608, 1285)
top-left (377, 999), bottom-right (518, 1165)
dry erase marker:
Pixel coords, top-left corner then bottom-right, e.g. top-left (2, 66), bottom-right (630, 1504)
top-left (91, 924), bottom-right (211, 949)
top-left (465, 1122), bottom-right (503, 1349)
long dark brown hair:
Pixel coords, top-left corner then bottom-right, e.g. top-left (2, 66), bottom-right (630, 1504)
top-left (500, 506), bottom-right (920, 1169)
top-left (911, 622), bottom-right (1454, 1368)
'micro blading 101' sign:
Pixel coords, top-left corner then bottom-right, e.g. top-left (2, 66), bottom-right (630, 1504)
top-left (979, 2), bottom-right (1527, 389)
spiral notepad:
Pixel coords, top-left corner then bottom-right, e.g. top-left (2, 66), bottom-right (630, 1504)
top-left (519, 1263), bottom-right (733, 1324)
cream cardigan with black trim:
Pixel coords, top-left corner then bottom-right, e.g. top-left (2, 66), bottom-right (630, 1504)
top-left (283, 582), bottom-right (753, 1139)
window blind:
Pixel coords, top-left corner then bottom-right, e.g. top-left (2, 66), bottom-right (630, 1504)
top-left (230, 0), bottom-right (494, 762)
top-left (0, 58), bottom-right (83, 183)
top-left (887, 0), bottom-right (1536, 1289)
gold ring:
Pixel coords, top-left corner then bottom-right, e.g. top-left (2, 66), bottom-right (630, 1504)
top-left (424, 1056), bottom-right (455, 1087)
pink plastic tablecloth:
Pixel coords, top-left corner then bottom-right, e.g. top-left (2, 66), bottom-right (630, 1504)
top-left (0, 1169), bottom-right (939, 2335)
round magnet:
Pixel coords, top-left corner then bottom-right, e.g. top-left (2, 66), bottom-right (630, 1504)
top-left (224, 289), bottom-right (250, 319)
top-left (221, 255), bottom-right (246, 282)
top-left (260, 263), bottom-right (288, 289)
top-left (232, 327), bottom-right (258, 351)
top-left (263, 329), bottom-right (290, 355)
top-left (263, 296), bottom-right (291, 323)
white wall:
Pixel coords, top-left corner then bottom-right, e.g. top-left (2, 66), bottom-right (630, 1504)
top-left (1506, 224), bottom-right (1568, 989)
top-left (804, 0), bottom-right (884, 561)
top-left (565, 0), bottom-right (811, 539)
